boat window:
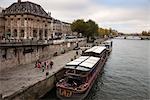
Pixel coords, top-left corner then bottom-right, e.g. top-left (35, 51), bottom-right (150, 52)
top-left (65, 65), bottom-right (76, 69)
top-left (67, 69), bottom-right (75, 74)
top-left (105, 45), bottom-right (109, 49)
top-left (76, 70), bottom-right (87, 75)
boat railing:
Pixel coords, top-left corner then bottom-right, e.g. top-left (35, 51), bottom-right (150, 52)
top-left (75, 82), bottom-right (88, 92)
top-left (65, 72), bottom-right (88, 77)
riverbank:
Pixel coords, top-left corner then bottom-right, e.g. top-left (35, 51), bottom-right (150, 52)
top-left (0, 50), bottom-right (83, 100)
top-left (0, 38), bottom-right (108, 100)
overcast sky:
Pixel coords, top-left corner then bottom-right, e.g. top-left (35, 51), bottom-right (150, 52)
top-left (1, 0), bottom-right (150, 33)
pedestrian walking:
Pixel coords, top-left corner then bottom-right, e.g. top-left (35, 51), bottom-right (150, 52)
top-left (46, 60), bottom-right (49, 69)
top-left (37, 61), bottom-right (41, 68)
top-left (81, 50), bottom-right (84, 55)
top-left (50, 60), bottom-right (54, 69)
top-left (74, 56), bottom-right (76, 59)
top-left (71, 58), bottom-right (73, 61)
top-left (42, 63), bottom-right (45, 72)
top-left (76, 50), bottom-right (78, 55)
top-left (35, 60), bottom-right (40, 68)
top-left (44, 61), bottom-right (47, 69)
top-left (46, 72), bottom-right (49, 78)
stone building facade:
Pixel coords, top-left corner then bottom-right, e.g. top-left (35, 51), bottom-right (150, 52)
top-left (61, 22), bottom-right (72, 36)
top-left (0, 7), bottom-right (5, 40)
top-left (51, 19), bottom-right (72, 39)
top-left (2, 0), bottom-right (52, 40)
top-left (0, 0), bottom-right (72, 40)
top-left (51, 19), bottom-right (62, 39)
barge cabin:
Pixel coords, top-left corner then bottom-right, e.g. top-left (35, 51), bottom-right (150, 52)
top-left (101, 40), bottom-right (113, 53)
top-left (56, 46), bottom-right (108, 100)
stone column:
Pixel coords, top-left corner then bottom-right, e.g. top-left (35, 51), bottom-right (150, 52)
top-left (24, 19), bottom-right (27, 39)
top-left (30, 20), bottom-right (33, 39)
top-left (37, 28), bottom-right (39, 40)
top-left (17, 18), bottom-right (20, 39)
top-left (43, 27), bottom-right (45, 40)
top-left (10, 19), bottom-right (13, 38)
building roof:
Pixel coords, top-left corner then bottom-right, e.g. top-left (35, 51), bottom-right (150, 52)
top-left (0, 7), bottom-right (4, 18)
top-left (3, 1), bottom-right (50, 18)
top-left (0, 7), bottom-right (3, 13)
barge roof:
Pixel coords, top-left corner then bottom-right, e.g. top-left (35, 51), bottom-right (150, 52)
top-left (85, 46), bottom-right (106, 54)
top-left (66, 56), bottom-right (89, 66)
top-left (79, 57), bottom-right (100, 69)
top-left (65, 56), bottom-right (100, 71)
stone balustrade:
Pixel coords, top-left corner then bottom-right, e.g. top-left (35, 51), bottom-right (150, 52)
top-left (0, 38), bottom-right (86, 47)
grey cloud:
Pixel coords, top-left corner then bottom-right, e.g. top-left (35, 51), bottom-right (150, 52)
top-left (1, 0), bottom-right (149, 33)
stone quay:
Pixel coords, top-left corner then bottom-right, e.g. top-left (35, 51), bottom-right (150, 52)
top-left (0, 38), bottom-right (86, 100)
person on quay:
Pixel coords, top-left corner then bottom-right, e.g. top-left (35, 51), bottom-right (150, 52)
top-left (50, 60), bottom-right (54, 69)
top-left (42, 62), bottom-right (45, 72)
top-left (35, 60), bottom-right (39, 68)
top-left (76, 50), bottom-right (78, 55)
top-left (46, 60), bottom-right (49, 69)
top-left (37, 61), bottom-right (41, 68)
top-left (44, 61), bottom-right (47, 69)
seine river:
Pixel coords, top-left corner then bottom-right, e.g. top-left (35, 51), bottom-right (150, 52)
top-left (42, 39), bottom-right (150, 100)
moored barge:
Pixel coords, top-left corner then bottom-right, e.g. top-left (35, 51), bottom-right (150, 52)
top-left (56, 46), bottom-right (111, 100)
top-left (101, 40), bottom-right (113, 54)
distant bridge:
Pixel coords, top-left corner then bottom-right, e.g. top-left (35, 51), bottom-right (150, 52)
top-left (114, 36), bottom-right (150, 40)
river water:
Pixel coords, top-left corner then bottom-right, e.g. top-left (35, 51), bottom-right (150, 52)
top-left (42, 39), bottom-right (150, 100)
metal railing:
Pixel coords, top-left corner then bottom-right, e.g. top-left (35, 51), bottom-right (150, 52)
top-left (0, 39), bottom-right (53, 47)
top-left (0, 38), bottom-right (86, 47)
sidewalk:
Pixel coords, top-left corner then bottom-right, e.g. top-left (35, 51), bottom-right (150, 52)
top-left (0, 50), bottom-right (82, 98)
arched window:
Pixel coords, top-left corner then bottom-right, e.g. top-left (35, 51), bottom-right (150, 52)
top-left (13, 29), bottom-right (17, 37)
top-left (33, 30), bottom-right (37, 37)
top-left (20, 30), bottom-right (24, 37)
top-left (45, 29), bottom-right (48, 37)
top-left (39, 30), bottom-right (43, 40)
top-left (7, 29), bottom-right (11, 37)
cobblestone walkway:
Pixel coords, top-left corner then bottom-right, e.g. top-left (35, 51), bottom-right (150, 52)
top-left (0, 50), bottom-right (82, 98)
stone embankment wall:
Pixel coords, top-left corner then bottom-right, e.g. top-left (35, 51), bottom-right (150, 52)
top-left (0, 39), bottom-right (86, 71)
top-left (3, 74), bottom-right (55, 100)
top-left (1, 39), bottom-right (86, 100)
top-left (3, 68), bottom-right (67, 100)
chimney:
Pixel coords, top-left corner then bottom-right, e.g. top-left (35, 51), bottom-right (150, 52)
top-left (18, 0), bottom-right (21, 3)
top-left (48, 12), bottom-right (51, 17)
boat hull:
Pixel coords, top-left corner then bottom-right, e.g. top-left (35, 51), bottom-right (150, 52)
top-left (57, 87), bottom-right (90, 100)
top-left (57, 57), bottom-right (107, 100)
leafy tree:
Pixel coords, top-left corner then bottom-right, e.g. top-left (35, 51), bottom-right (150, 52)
top-left (142, 31), bottom-right (149, 36)
top-left (98, 27), bottom-right (118, 37)
top-left (148, 31), bottom-right (150, 36)
top-left (71, 19), bottom-right (119, 39)
top-left (71, 19), bottom-right (99, 40)
top-left (98, 28), bottom-right (110, 37)
top-left (71, 19), bottom-right (87, 36)
top-left (86, 19), bottom-right (99, 38)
